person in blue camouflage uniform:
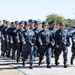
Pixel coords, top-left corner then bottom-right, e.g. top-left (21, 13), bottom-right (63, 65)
top-left (49, 20), bottom-right (58, 58)
top-left (70, 31), bottom-right (75, 65)
top-left (0, 20), bottom-right (2, 39)
top-left (0, 20), bottom-right (6, 56)
top-left (21, 22), bottom-right (36, 69)
top-left (0, 20), bottom-right (2, 40)
top-left (16, 21), bottom-right (25, 63)
top-left (38, 21), bottom-right (54, 68)
top-left (3, 21), bottom-right (10, 57)
top-left (33, 21), bottom-right (43, 58)
top-left (6, 22), bottom-right (15, 57)
top-left (55, 22), bottom-right (70, 68)
top-left (1, 21), bottom-right (10, 56)
top-left (28, 19), bottom-right (35, 30)
top-left (11, 21), bottom-right (20, 59)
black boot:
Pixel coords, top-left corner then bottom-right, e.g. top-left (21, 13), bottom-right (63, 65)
top-left (38, 60), bottom-right (41, 66)
top-left (12, 55), bottom-right (15, 60)
top-left (8, 54), bottom-right (10, 58)
top-left (64, 64), bottom-right (68, 68)
top-left (17, 58), bottom-right (19, 63)
top-left (12, 56), bottom-right (14, 60)
top-left (1, 51), bottom-right (3, 56)
top-left (6, 53), bottom-right (10, 58)
top-left (51, 53), bottom-right (54, 58)
top-left (70, 59), bottom-right (73, 65)
top-left (2, 53), bottom-right (4, 57)
top-left (55, 60), bottom-right (59, 66)
top-left (29, 64), bottom-right (33, 69)
top-left (47, 64), bottom-right (51, 68)
top-left (2, 51), bottom-right (4, 57)
top-left (22, 61), bottom-right (25, 66)
top-left (51, 55), bottom-right (54, 58)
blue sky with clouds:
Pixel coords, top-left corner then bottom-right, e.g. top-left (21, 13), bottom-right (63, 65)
top-left (0, 0), bottom-right (75, 21)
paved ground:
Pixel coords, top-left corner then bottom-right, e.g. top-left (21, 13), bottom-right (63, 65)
top-left (0, 56), bottom-right (26, 75)
top-left (0, 40), bottom-right (75, 75)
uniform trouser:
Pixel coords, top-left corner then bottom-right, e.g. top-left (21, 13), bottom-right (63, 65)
top-left (17, 43), bottom-right (22, 59)
top-left (12, 43), bottom-right (18, 58)
top-left (51, 46), bottom-right (55, 57)
top-left (55, 45), bottom-right (68, 65)
top-left (2, 40), bottom-right (7, 55)
top-left (1, 39), bottom-right (3, 52)
top-left (6, 42), bottom-right (12, 56)
top-left (37, 44), bottom-right (40, 56)
top-left (22, 44), bottom-right (34, 64)
top-left (39, 45), bottom-right (51, 65)
top-left (33, 47), bottom-right (38, 57)
top-left (71, 45), bottom-right (75, 61)
top-left (33, 47), bottom-right (37, 55)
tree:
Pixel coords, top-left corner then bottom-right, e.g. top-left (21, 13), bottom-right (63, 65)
top-left (65, 19), bottom-right (75, 26)
top-left (46, 13), bottom-right (68, 26)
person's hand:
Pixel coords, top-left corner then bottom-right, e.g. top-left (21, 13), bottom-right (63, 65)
top-left (18, 40), bottom-right (20, 43)
top-left (3, 38), bottom-right (5, 41)
top-left (56, 45), bottom-right (59, 48)
top-left (52, 43), bottom-right (54, 46)
top-left (40, 43), bottom-right (43, 46)
top-left (35, 45), bottom-right (36, 47)
top-left (11, 41), bottom-right (13, 44)
top-left (7, 40), bottom-right (9, 42)
top-left (23, 42), bottom-right (26, 45)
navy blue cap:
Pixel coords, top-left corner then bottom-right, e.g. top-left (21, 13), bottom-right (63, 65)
top-left (15, 21), bottom-right (19, 24)
top-left (42, 21), bottom-right (48, 28)
top-left (6, 21), bottom-right (10, 25)
top-left (3, 20), bottom-right (6, 23)
top-left (42, 21), bottom-right (48, 26)
top-left (51, 20), bottom-right (56, 25)
top-left (37, 21), bottom-right (41, 25)
top-left (24, 21), bottom-right (27, 26)
top-left (34, 20), bottom-right (37, 25)
top-left (11, 22), bottom-right (15, 25)
top-left (25, 22), bottom-right (30, 26)
top-left (59, 22), bottom-right (65, 26)
top-left (19, 21), bottom-right (24, 26)
top-left (28, 19), bottom-right (34, 23)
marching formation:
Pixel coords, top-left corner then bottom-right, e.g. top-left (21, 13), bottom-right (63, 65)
top-left (0, 19), bottom-right (75, 69)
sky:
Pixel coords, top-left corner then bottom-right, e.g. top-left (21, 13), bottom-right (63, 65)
top-left (0, 0), bottom-right (75, 21)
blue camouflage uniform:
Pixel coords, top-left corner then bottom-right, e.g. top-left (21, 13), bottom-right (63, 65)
top-left (49, 27), bottom-right (57, 57)
top-left (16, 27), bottom-right (25, 63)
top-left (55, 22), bottom-right (70, 67)
top-left (11, 27), bottom-right (19, 59)
top-left (38, 22), bottom-right (54, 68)
top-left (21, 26), bottom-right (36, 68)
top-left (70, 32), bottom-right (75, 65)
top-left (33, 27), bottom-right (43, 56)
top-left (0, 25), bottom-right (5, 55)
top-left (1, 25), bottom-right (8, 56)
top-left (33, 21), bottom-right (43, 57)
top-left (49, 21), bottom-right (59, 58)
top-left (6, 26), bottom-right (13, 57)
